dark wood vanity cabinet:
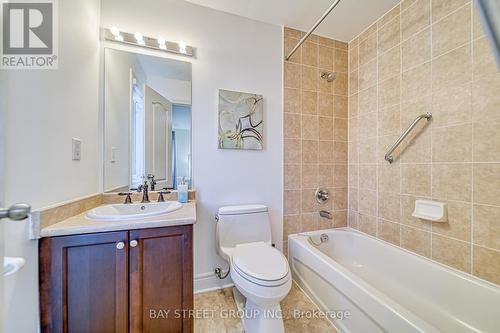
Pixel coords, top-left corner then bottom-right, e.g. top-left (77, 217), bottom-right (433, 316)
top-left (39, 225), bottom-right (193, 333)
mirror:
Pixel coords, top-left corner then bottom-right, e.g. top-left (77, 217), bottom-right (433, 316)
top-left (104, 48), bottom-right (192, 193)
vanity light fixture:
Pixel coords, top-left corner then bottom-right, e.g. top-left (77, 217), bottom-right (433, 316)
top-left (102, 27), bottom-right (194, 57)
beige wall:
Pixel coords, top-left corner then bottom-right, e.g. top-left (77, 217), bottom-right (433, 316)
top-left (348, 0), bottom-right (500, 285)
top-left (283, 28), bottom-right (349, 251)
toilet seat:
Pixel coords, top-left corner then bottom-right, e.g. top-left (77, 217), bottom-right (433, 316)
top-left (232, 242), bottom-right (290, 287)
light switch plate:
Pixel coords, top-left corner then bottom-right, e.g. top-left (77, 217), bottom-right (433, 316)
top-left (72, 138), bottom-right (81, 161)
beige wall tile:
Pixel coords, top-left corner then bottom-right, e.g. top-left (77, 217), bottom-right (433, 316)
top-left (402, 164), bottom-right (431, 196)
top-left (472, 246), bottom-right (500, 285)
top-left (334, 118), bottom-right (348, 141)
top-left (334, 141), bottom-right (348, 164)
top-left (302, 66), bottom-right (319, 91)
top-left (359, 23), bottom-right (377, 42)
top-left (319, 164), bottom-right (334, 188)
top-left (334, 95), bottom-right (349, 118)
top-left (378, 163), bottom-right (401, 193)
top-left (318, 93), bottom-right (334, 117)
top-left (359, 165), bottom-right (377, 190)
top-left (359, 59), bottom-right (378, 91)
top-left (432, 44), bottom-right (471, 89)
top-left (318, 35), bottom-right (334, 47)
top-left (359, 139), bottom-right (377, 164)
top-left (348, 116), bottom-right (358, 142)
top-left (349, 164), bottom-right (359, 187)
top-left (402, 62), bottom-right (432, 102)
top-left (349, 69), bottom-right (359, 95)
top-left (432, 4), bottom-right (471, 58)
top-left (284, 113), bottom-right (301, 139)
top-left (284, 190), bottom-right (301, 215)
top-left (301, 212), bottom-right (319, 231)
top-left (378, 16), bottom-right (401, 53)
top-left (473, 120), bottom-right (500, 162)
top-left (474, 163), bottom-right (500, 206)
top-left (285, 88), bottom-right (301, 114)
top-left (334, 164), bottom-right (348, 188)
top-left (335, 41), bottom-right (348, 50)
top-left (378, 134), bottom-right (401, 164)
top-left (349, 94), bottom-right (359, 119)
top-left (285, 62), bottom-right (301, 88)
top-left (472, 75), bottom-right (500, 122)
top-left (473, 204), bottom-right (500, 251)
top-left (333, 210), bottom-right (348, 228)
top-left (349, 188), bottom-right (359, 211)
top-left (432, 123), bottom-right (472, 162)
top-left (401, 225), bottom-right (431, 257)
top-left (302, 189), bottom-right (320, 213)
top-left (302, 140), bottom-right (319, 163)
top-left (333, 72), bottom-right (348, 95)
top-left (379, 4), bottom-right (401, 27)
top-left (359, 34), bottom-right (378, 66)
top-left (401, 94), bottom-right (431, 127)
top-left (301, 90), bottom-right (317, 115)
top-left (432, 234), bottom-right (471, 272)
top-left (284, 164), bottom-right (301, 190)
top-left (319, 141), bottom-right (333, 164)
top-left (319, 117), bottom-right (333, 140)
top-left (284, 214), bottom-right (301, 237)
top-left (302, 42), bottom-right (318, 67)
top-left (335, 49), bottom-right (349, 73)
top-left (301, 164), bottom-right (318, 189)
top-left (284, 37), bottom-right (301, 64)
top-left (284, 27), bottom-right (304, 39)
top-left (402, 0), bottom-right (418, 11)
top-left (349, 141), bottom-right (359, 164)
top-left (431, 83), bottom-right (471, 127)
top-left (401, 0), bottom-right (430, 40)
top-left (358, 86), bottom-right (378, 115)
top-left (285, 139), bottom-right (301, 163)
top-left (378, 105), bottom-right (401, 136)
top-left (333, 188), bottom-right (348, 210)
top-left (349, 44), bottom-right (359, 70)
top-left (378, 192), bottom-right (401, 222)
top-left (349, 210), bottom-right (359, 228)
top-left (318, 45), bottom-right (333, 70)
top-left (377, 219), bottom-right (401, 245)
top-left (358, 112), bottom-right (377, 140)
top-left (402, 27), bottom-right (431, 71)
top-left (379, 76), bottom-right (401, 109)
top-left (432, 200), bottom-right (471, 241)
top-left (359, 189), bottom-right (377, 216)
top-left (432, 0), bottom-right (469, 22)
top-left (400, 125), bottom-right (432, 163)
top-left (301, 115), bottom-right (319, 140)
top-left (379, 46), bottom-right (401, 82)
top-left (472, 6), bottom-right (486, 39)
top-left (473, 36), bottom-right (500, 80)
top-left (359, 214), bottom-right (377, 236)
top-left (432, 163), bottom-right (472, 201)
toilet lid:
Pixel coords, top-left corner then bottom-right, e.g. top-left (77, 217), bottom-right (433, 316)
top-left (232, 242), bottom-right (289, 282)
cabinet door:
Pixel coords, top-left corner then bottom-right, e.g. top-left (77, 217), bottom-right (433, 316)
top-left (129, 225), bottom-right (193, 333)
top-left (39, 231), bottom-right (129, 333)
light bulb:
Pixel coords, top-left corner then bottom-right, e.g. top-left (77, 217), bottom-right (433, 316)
top-left (179, 41), bottom-right (187, 54)
top-left (158, 36), bottom-right (166, 46)
top-left (134, 32), bottom-right (143, 42)
top-left (115, 35), bottom-right (124, 42)
top-left (109, 26), bottom-right (120, 36)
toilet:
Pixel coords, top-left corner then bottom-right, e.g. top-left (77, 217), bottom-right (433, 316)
top-left (216, 204), bottom-right (292, 333)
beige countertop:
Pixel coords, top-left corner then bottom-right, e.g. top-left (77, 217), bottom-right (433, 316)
top-left (40, 201), bottom-right (196, 237)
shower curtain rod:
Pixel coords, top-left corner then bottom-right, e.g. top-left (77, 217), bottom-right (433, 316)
top-left (285, 0), bottom-right (342, 61)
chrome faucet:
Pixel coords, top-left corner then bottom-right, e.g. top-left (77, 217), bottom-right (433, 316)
top-left (147, 174), bottom-right (157, 191)
top-left (132, 180), bottom-right (150, 203)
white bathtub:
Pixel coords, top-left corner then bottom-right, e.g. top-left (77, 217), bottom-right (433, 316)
top-left (288, 228), bottom-right (500, 333)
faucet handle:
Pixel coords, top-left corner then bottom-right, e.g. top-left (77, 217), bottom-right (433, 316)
top-left (118, 192), bottom-right (133, 204)
top-left (157, 190), bottom-right (171, 202)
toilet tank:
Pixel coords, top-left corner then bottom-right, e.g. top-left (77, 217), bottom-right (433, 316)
top-left (216, 205), bottom-right (272, 250)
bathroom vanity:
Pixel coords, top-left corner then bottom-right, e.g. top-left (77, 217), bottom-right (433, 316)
top-left (38, 201), bottom-right (196, 333)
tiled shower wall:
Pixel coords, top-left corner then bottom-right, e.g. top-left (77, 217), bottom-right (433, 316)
top-left (283, 28), bottom-right (349, 251)
top-left (348, 0), bottom-right (500, 285)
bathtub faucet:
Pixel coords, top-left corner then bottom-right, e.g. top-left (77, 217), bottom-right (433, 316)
top-left (299, 233), bottom-right (329, 246)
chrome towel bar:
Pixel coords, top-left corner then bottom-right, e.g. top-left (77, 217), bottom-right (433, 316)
top-left (384, 112), bottom-right (432, 163)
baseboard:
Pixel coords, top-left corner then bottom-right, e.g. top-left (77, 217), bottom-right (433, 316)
top-left (194, 271), bottom-right (234, 294)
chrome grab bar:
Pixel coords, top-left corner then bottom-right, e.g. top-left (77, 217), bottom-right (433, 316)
top-left (384, 112), bottom-right (432, 163)
top-left (0, 203), bottom-right (31, 221)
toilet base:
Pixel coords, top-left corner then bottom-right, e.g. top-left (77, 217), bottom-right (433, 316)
top-left (232, 287), bottom-right (285, 333)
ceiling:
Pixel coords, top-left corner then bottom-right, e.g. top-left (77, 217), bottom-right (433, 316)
top-left (183, 0), bottom-right (400, 42)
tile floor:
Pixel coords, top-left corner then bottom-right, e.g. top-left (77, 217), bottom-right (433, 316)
top-left (194, 282), bottom-right (338, 333)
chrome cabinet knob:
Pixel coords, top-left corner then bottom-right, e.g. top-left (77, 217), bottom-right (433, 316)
top-left (130, 240), bottom-right (138, 248)
top-left (116, 242), bottom-right (125, 250)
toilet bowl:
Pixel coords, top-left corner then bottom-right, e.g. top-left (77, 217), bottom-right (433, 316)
top-left (216, 205), bottom-right (292, 333)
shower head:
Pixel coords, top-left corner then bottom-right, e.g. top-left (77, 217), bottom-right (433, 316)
top-left (321, 71), bottom-right (336, 82)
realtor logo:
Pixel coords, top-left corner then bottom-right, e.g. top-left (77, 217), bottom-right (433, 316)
top-left (1, 0), bottom-right (58, 69)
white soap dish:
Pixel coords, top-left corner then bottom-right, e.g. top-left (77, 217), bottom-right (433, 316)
top-left (412, 200), bottom-right (447, 222)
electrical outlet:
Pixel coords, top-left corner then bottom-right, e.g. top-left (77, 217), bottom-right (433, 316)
top-left (72, 138), bottom-right (81, 161)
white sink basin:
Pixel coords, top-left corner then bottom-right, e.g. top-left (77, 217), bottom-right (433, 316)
top-left (86, 201), bottom-right (182, 221)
